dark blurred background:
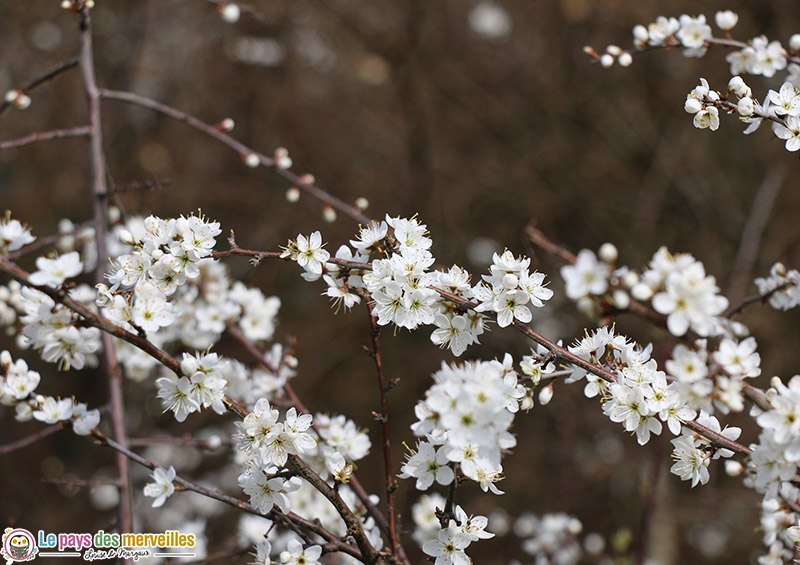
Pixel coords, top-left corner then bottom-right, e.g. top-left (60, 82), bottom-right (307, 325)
top-left (2, 0), bottom-right (800, 563)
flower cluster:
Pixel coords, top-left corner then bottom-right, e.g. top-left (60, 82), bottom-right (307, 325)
top-left (156, 351), bottom-right (229, 422)
top-left (515, 512), bottom-right (583, 565)
top-left (755, 262), bottom-right (800, 311)
top-left (401, 357), bottom-right (524, 495)
top-left (286, 216), bottom-right (554, 357)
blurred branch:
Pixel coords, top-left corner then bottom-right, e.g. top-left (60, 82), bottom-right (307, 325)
top-left (7, 219), bottom-right (94, 261)
top-left (79, 4), bottom-right (132, 535)
top-left (0, 59), bottom-right (79, 117)
top-left (724, 281), bottom-right (795, 319)
top-left (98, 89), bottom-right (373, 225)
top-left (0, 126), bottom-right (90, 150)
top-left (110, 177), bottom-right (172, 194)
top-left (0, 423), bottom-right (67, 455)
top-left (727, 169), bottom-right (784, 302)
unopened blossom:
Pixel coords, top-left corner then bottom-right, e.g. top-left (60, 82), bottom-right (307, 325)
top-left (714, 10), bottom-right (738, 31)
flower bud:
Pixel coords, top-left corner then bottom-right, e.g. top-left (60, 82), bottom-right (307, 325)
top-left (618, 52), bottom-right (633, 67)
top-left (684, 97), bottom-right (703, 114)
top-left (714, 10), bottom-right (738, 31)
top-left (606, 45), bottom-right (622, 56)
top-left (502, 273), bottom-right (519, 289)
top-left (791, 34), bottom-right (800, 53)
top-left (219, 3), bottom-right (241, 23)
top-left (243, 153), bottom-right (260, 168)
top-left (204, 435), bottom-right (223, 450)
top-left (119, 229), bottom-right (135, 246)
top-left (538, 384), bottom-right (553, 406)
top-left (728, 76), bottom-right (751, 98)
top-left (180, 355), bottom-right (199, 377)
top-left (0, 350), bottom-right (12, 370)
top-left (737, 97), bottom-right (754, 117)
top-left (621, 271), bottom-right (639, 288)
top-left (598, 242), bottom-right (618, 263)
top-left (600, 53), bottom-right (614, 68)
top-left (630, 282), bottom-right (653, 301)
top-left (322, 205), bottom-right (337, 223)
top-left (218, 118), bottom-right (235, 132)
top-left (274, 147), bottom-right (292, 169)
top-left (612, 289), bottom-right (630, 310)
top-left (286, 186), bottom-right (301, 202)
top-left (724, 460), bottom-right (743, 476)
top-left (151, 248), bottom-right (164, 261)
top-left (771, 376), bottom-right (783, 390)
top-left (633, 25), bottom-right (649, 45)
top-left (355, 197), bottom-right (369, 210)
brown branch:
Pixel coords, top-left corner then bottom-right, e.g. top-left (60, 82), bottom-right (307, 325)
top-left (0, 126), bottom-right (90, 150)
top-left (110, 177), bottom-right (172, 194)
top-left (226, 322), bottom-right (408, 564)
top-left (79, 5), bottom-right (133, 535)
top-left (365, 301), bottom-right (400, 563)
top-left (0, 423), bottom-right (67, 455)
top-left (92, 431), bottom-right (362, 560)
top-left (0, 59), bottom-right (79, 116)
top-left (98, 88), bottom-right (373, 225)
top-left (127, 436), bottom-right (234, 447)
top-left (724, 281), bottom-right (796, 319)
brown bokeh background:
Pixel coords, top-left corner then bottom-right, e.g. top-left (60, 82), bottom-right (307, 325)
top-left (2, 1), bottom-right (800, 563)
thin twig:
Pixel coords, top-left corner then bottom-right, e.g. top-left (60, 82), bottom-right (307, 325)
top-left (365, 301), bottom-right (400, 563)
top-left (0, 126), bottom-right (90, 150)
top-left (724, 281), bottom-right (795, 319)
top-left (79, 4), bottom-right (133, 535)
top-left (0, 59), bottom-right (79, 116)
top-left (92, 431), bottom-right (362, 560)
top-left (0, 423), bottom-right (67, 455)
top-left (727, 169), bottom-right (784, 302)
top-left (98, 88), bottom-right (372, 225)
top-left (110, 177), bottom-right (172, 194)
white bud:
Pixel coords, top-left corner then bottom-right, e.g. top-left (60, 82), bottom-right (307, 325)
top-left (598, 242), bottom-right (618, 263)
top-left (684, 97), bottom-right (703, 114)
top-left (633, 25), bottom-right (649, 45)
top-left (612, 289), bottom-right (630, 310)
top-left (790, 34), bottom-right (800, 53)
top-left (219, 118), bottom-right (235, 132)
top-left (86, 0), bottom-right (95, 7)
top-left (322, 205), bottom-right (337, 223)
top-left (151, 248), bottom-right (164, 261)
top-left (737, 97), bottom-right (754, 117)
top-left (61, 0), bottom-right (71, 8)
top-left (108, 206), bottom-right (121, 223)
top-left (219, 3), bottom-right (241, 23)
top-left (285, 186), bottom-right (301, 202)
top-left (4, 90), bottom-right (19, 103)
top-left (630, 282), bottom-right (653, 301)
top-left (724, 460), bottom-right (743, 476)
top-left (538, 385), bottom-right (553, 406)
top-left (298, 173), bottom-right (315, 185)
top-left (204, 435), bottom-right (223, 450)
top-left (285, 355), bottom-right (298, 369)
top-left (355, 197), bottom-right (369, 210)
top-left (180, 355), bottom-right (199, 377)
top-left (502, 273), bottom-right (519, 289)
top-left (618, 52), bottom-right (633, 67)
top-left (274, 147), bottom-right (292, 169)
top-left (714, 10), bottom-right (738, 31)
top-left (621, 271), bottom-right (639, 288)
top-left (243, 153), bottom-right (260, 168)
top-left (728, 75), bottom-right (751, 98)
top-left (771, 376), bottom-right (783, 390)
top-left (13, 94), bottom-right (31, 109)
top-left (606, 45), bottom-right (622, 56)
top-left (0, 350), bottom-right (12, 369)
top-left (118, 229), bottom-right (135, 246)
top-left (600, 53), bottom-right (614, 68)
top-left (567, 518), bottom-right (583, 535)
